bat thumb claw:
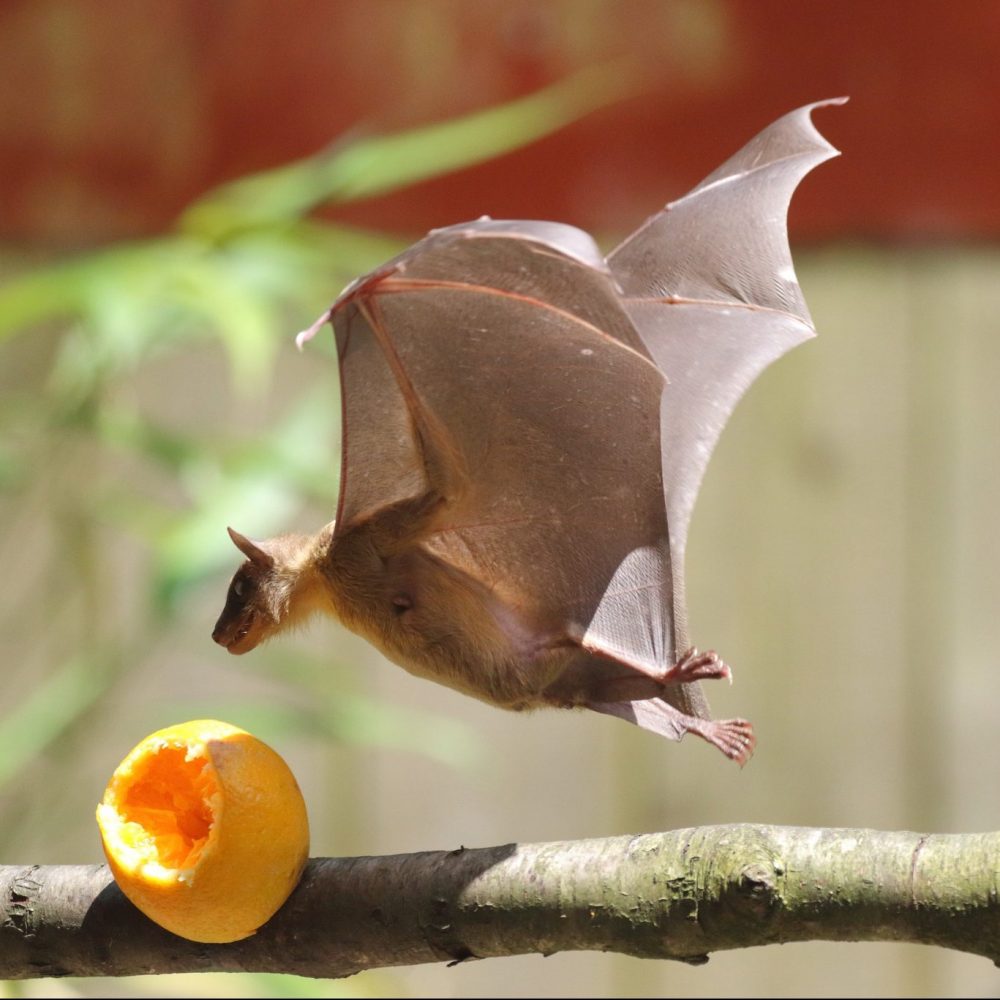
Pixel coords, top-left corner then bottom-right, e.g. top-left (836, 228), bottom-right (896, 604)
top-left (295, 309), bottom-right (332, 351)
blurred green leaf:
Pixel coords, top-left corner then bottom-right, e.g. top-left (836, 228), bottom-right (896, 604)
top-left (0, 655), bottom-right (114, 791)
top-left (181, 63), bottom-right (637, 239)
top-left (319, 693), bottom-right (483, 770)
top-left (0, 257), bottom-right (96, 341)
top-left (169, 253), bottom-right (279, 393)
top-left (94, 406), bottom-right (204, 472)
top-left (167, 697), bottom-right (483, 772)
top-left (0, 441), bottom-right (22, 490)
top-left (151, 472), bottom-right (299, 612)
top-left (142, 383), bottom-right (342, 608)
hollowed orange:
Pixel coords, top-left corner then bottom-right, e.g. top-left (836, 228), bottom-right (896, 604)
top-left (96, 719), bottom-right (309, 943)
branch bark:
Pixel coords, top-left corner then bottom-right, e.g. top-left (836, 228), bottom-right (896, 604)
top-left (3, 824), bottom-right (999, 979)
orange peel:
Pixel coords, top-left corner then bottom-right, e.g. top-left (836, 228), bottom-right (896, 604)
top-left (96, 719), bottom-right (309, 943)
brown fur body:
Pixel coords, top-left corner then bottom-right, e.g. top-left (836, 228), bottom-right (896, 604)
top-left (214, 515), bottom-right (613, 712)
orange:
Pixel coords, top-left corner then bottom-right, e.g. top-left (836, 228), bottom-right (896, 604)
top-left (96, 719), bottom-right (309, 943)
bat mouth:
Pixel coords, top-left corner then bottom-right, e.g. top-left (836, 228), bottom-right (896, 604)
top-left (224, 625), bottom-right (253, 655)
top-left (212, 616), bottom-right (257, 655)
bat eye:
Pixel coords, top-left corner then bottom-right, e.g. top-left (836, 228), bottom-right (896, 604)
top-left (233, 579), bottom-right (245, 598)
top-left (392, 594), bottom-right (412, 615)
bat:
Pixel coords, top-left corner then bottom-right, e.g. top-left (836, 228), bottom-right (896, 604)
top-left (212, 99), bottom-right (844, 764)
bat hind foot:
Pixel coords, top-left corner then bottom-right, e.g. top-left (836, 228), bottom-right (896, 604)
top-left (685, 716), bottom-right (756, 767)
top-left (585, 697), bottom-right (755, 765)
top-left (663, 647), bottom-right (732, 686)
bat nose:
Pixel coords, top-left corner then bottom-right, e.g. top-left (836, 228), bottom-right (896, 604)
top-left (211, 618), bottom-right (232, 646)
top-left (212, 613), bottom-right (252, 654)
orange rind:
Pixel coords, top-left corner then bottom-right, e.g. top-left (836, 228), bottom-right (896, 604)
top-left (96, 719), bottom-right (309, 943)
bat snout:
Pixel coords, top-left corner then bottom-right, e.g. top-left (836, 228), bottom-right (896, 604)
top-left (212, 614), bottom-right (254, 654)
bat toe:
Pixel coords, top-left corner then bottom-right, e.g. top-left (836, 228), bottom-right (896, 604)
top-left (666, 647), bottom-right (733, 685)
top-left (685, 716), bottom-right (756, 766)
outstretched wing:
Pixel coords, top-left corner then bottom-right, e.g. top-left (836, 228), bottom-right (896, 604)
top-left (606, 98), bottom-right (844, 651)
top-left (329, 220), bottom-right (694, 692)
top-left (321, 100), bottom-right (841, 746)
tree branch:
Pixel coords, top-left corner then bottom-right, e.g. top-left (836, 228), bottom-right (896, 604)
top-left (3, 825), bottom-right (999, 979)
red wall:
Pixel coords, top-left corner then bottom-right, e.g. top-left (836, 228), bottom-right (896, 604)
top-left (2, 0), bottom-right (998, 247)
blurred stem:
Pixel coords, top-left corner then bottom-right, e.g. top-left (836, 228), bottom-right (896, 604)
top-left (0, 655), bottom-right (113, 791)
top-left (901, 254), bottom-right (959, 997)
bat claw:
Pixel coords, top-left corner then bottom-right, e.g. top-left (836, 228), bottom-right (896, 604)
top-left (665, 647), bottom-right (732, 686)
top-left (686, 717), bottom-right (756, 766)
top-left (295, 308), bottom-right (332, 350)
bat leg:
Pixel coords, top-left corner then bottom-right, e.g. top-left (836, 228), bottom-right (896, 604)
top-left (587, 698), bottom-right (755, 766)
top-left (576, 639), bottom-right (732, 695)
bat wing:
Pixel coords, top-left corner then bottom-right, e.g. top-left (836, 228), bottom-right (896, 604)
top-left (329, 220), bottom-right (692, 695)
top-left (606, 98), bottom-right (844, 651)
top-left (324, 101), bottom-right (841, 754)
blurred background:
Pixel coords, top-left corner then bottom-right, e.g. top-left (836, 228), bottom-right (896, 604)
top-left (2, 1), bottom-right (999, 996)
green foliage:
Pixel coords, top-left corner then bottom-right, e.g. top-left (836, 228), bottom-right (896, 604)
top-left (0, 72), bottom-right (618, 815)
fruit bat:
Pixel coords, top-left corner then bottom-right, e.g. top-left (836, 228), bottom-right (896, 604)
top-left (213, 99), bottom-right (843, 764)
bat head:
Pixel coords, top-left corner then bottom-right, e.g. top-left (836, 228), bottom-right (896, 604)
top-left (212, 526), bottom-right (324, 654)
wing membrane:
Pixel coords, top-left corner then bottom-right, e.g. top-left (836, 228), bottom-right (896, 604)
top-left (331, 221), bottom-right (692, 680)
top-left (607, 99), bottom-right (843, 642)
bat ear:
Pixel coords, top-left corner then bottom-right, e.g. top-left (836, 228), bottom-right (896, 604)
top-left (227, 527), bottom-right (274, 568)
